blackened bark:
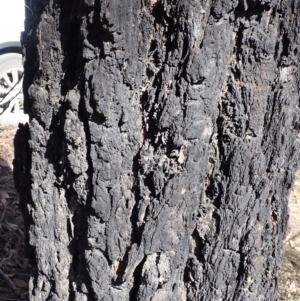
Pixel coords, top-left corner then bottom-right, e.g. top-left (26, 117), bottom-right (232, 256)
top-left (14, 0), bottom-right (300, 300)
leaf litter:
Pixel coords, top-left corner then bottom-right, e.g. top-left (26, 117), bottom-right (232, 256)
top-left (0, 127), bottom-right (29, 300)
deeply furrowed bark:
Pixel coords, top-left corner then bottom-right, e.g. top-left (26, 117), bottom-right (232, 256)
top-left (14, 0), bottom-right (300, 300)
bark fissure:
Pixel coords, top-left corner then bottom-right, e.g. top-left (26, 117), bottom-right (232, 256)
top-left (15, 0), bottom-right (300, 300)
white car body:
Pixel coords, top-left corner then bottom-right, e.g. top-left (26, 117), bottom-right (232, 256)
top-left (0, 0), bottom-right (24, 49)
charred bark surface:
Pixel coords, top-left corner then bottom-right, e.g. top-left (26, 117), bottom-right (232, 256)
top-left (14, 0), bottom-right (300, 300)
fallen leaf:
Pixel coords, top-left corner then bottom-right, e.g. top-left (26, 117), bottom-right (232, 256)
top-left (0, 160), bottom-right (13, 170)
top-left (0, 191), bottom-right (10, 198)
top-left (12, 277), bottom-right (27, 288)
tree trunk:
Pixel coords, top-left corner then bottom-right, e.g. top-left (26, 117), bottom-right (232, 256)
top-left (14, 0), bottom-right (300, 300)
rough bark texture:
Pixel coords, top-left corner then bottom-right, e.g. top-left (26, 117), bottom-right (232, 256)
top-left (14, 0), bottom-right (300, 300)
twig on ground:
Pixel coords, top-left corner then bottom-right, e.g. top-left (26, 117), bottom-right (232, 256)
top-left (0, 268), bottom-right (16, 291)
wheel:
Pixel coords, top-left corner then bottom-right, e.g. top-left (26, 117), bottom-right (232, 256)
top-left (0, 53), bottom-right (28, 127)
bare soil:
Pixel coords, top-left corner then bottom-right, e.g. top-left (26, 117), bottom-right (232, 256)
top-left (0, 126), bottom-right (298, 300)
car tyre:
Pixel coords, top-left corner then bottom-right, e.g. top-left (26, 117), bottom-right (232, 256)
top-left (0, 53), bottom-right (28, 127)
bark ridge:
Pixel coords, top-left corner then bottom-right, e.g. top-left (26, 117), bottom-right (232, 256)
top-left (14, 0), bottom-right (300, 300)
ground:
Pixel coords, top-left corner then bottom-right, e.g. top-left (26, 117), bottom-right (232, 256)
top-left (0, 127), bottom-right (29, 300)
top-left (279, 170), bottom-right (300, 300)
top-left (0, 127), bottom-right (298, 300)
